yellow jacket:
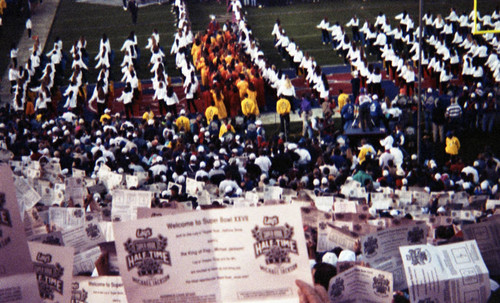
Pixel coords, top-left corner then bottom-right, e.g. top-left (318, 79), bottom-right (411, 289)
top-left (445, 136), bottom-right (460, 155)
top-left (175, 116), bottom-right (190, 132)
top-left (211, 91), bottom-right (227, 119)
top-left (237, 80), bottom-right (249, 99)
top-left (219, 123), bottom-right (235, 138)
top-left (100, 113), bottom-right (111, 123)
top-left (142, 111), bottom-right (154, 121)
top-left (205, 106), bottom-right (219, 123)
top-left (276, 98), bottom-right (291, 115)
top-left (241, 97), bottom-right (259, 116)
top-left (247, 90), bottom-right (257, 102)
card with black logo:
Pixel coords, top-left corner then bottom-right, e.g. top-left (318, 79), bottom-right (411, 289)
top-left (114, 204), bottom-right (311, 303)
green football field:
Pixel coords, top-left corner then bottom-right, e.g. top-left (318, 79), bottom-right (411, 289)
top-left (38, 0), bottom-right (498, 83)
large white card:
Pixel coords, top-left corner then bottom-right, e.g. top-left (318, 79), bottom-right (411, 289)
top-left (28, 242), bottom-right (74, 303)
top-left (113, 204), bottom-right (312, 303)
top-left (400, 240), bottom-right (490, 303)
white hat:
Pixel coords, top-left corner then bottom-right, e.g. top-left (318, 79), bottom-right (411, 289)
top-left (249, 153), bottom-right (256, 160)
top-left (122, 147), bottom-right (128, 154)
top-left (322, 252), bottom-right (338, 266)
top-left (437, 206), bottom-right (446, 213)
top-left (368, 207), bottom-right (377, 217)
top-left (79, 118), bottom-right (85, 124)
top-left (402, 178), bottom-right (408, 185)
top-left (96, 130), bottom-right (102, 136)
top-left (488, 92), bottom-right (493, 97)
top-left (96, 138), bottom-right (102, 145)
top-left (473, 161), bottom-right (480, 167)
top-left (390, 209), bottom-right (400, 217)
top-left (104, 109), bottom-right (111, 114)
top-left (321, 177), bottom-right (328, 185)
top-left (313, 179), bottom-right (320, 186)
top-left (427, 88), bottom-right (432, 93)
top-left (382, 170), bottom-right (389, 177)
top-left (256, 120), bottom-right (262, 125)
top-left (219, 148), bottom-right (227, 155)
top-left (190, 155), bottom-right (197, 162)
top-left (287, 143), bottom-right (297, 150)
top-left (180, 109), bottom-right (186, 115)
top-left (198, 146), bottom-right (205, 153)
top-left (193, 135), bottom-right (199, 142)
top-left (477, 82), bottom-right (482, 87)
top-left (411, 154), bottom-right (417, 160)
top-left (435, 173), bottom-right (441, 181)
top-left (148, 119), bottom-right (154, 125)
top-left (481, 180), bottom-right (489, 190)
top-left (200, 161), bottom-right (206, 168)
top-left (178, 175), bottom-right (185, 184)
top-left (118, 168), bottom-right (124, 174)
top-left (338, 250), bottom-right (356, 262)
top-left (372, 94), bottom-right (378, 100)
top-left (213, 160), bottom-right (221, 168)
top-left (471, 93), bottom-right (476, 98)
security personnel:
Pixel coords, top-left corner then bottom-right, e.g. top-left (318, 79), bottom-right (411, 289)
top-left (175, 109), bottom-right (190, 133)
top-left (205, 101), bottom-right (219, 124)
top-left (341, 98), bottom-right (355, 130)
top-left (241, 93), bottom-right (259, 122)
top-left (276, 95), bottom-right (291, 140)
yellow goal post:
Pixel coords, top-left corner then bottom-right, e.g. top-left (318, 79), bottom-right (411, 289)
top-left (472, 0), bottom-right (500, 35)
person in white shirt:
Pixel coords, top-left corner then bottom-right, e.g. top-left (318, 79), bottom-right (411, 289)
top-left (8, 64), bottom-right (18, 94)
top-left (153, 79), bottom-right (168, 116)
top-left (271, 18), bottom-right (281, 43)
top-left (423, 10), bottom-right (434, 36)
top-left (164, 85), bottom-right (179, 116)
top-left (374, 12), bottom-right (386, 30)
top-left (26, 17), bottom-right (32, 38)
top-left (88, 81), bottom-right (107, 117)
top-left (346, 15), bottom-right (361, 43)
top-left (116, 83), bottom-right (134, 119)
top-left (317, 17), bottom-right (330, 45)
top-left (10, 43), bottom-right (18, 68)
top-left (33, 83), bottom-right (51, 117)
top-left (63, 81), bottom-right (79, 111)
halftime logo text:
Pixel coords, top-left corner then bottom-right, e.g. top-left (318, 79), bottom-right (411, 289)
top-left (34, 253), bottom-right (65, 300)
top-left (71, 282), bottom-right (88, 303)
top-left (124, 228), bottom-right (171, 286)
top-left (251, 216), bottom-right (299, 275)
